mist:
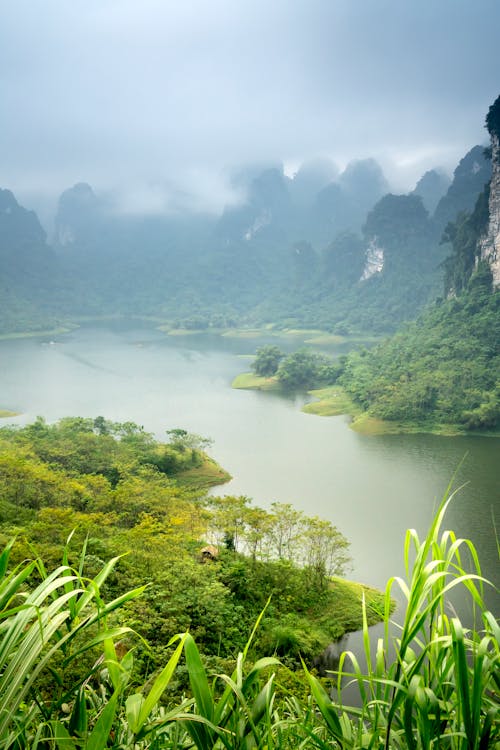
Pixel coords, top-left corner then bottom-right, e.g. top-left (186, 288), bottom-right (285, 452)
top-left (1, 0), bottom-right (499, 222)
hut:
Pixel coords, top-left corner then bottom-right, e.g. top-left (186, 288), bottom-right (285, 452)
top-left (199, 544), bottom-right (219, 562)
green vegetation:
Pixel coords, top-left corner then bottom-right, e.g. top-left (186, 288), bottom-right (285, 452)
top-left (1, 486), bottom-right (497, 748)
top-left (0, 409), bottom-right (18, 418)
top-left (231, 372), bottom-right (282, 391)
top-left (249, 345), bottom-right (345, 390)
top-left (237, 276), bottom-right (499, 433)
top-left (485, 93), bottom-right (500, 137)
top-left (0, 417), bottom-right (382, 687)
top-left (303, 385), bottom-right (360, 418)
top-left (340, 289), bottom-right (499, 432)
top-left (250, 345), bottom-right (285, 377)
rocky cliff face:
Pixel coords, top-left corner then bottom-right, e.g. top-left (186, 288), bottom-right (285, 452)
top-left (479, 95), bottom-right (500, 286)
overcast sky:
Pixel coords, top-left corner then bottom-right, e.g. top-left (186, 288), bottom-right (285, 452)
top-left (1, 0), bottom-right (499, 219)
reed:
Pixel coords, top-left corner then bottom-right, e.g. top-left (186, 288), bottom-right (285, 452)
top-left (302, 485), bottom-right (499, 749)
top-left (0, 484), bottom-right (498, 748)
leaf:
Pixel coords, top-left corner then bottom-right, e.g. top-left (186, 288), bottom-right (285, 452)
top-left (134, 632), bottom-right (188, 734)
top-left (50, 721), bottom-right (77, 750)
top-left (86, 691), bottom-right (119, 750)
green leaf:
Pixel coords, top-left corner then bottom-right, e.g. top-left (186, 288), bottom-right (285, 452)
top-left (86, 691), bottom-right (119, 750)
top-left (50, 721), bottom-right (77, 750)
top-left (135, 632), bottom-right (187, 733)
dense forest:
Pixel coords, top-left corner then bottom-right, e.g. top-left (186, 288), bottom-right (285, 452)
top-left (234, 99), bottom-right (500, 433)
top-left (0, 97), bottom-right (499, 747)
top-left (0, 141), bottom-right (492, 336)
top-left (0, 416), bottom-right (383, 677)
top-left (2, 0), bottom-right (500, 739)
top-left (1, 450), bottom-right (496, 748)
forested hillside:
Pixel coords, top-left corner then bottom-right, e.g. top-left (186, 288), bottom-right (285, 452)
top-left (0, 142), bottom-right (491, 335)
top-left (0, 416), bottom-right (382, 676)
top-left (337, 98), bottom-right (500, 432)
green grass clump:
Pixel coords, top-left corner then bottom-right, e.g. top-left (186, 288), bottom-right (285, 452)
top-left (0, 409), bottom-right (18, 418)
top-left (175, 455), bottom-right (232, 490)
top-left (231, 372), bottom-right (282, 391)
top-left (303, 385), bottom-right (361, 417)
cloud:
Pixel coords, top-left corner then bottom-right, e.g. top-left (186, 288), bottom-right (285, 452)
top-left (1, 0), bottom-right (499, 217)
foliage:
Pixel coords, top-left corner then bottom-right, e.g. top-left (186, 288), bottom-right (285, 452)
top-left (485, 93), bottom-right (500, 137)
top-left (441, 184), bottom-right (490, 295)
top-left (0, 417), bottom-right (371, 678)
top-left (0, 486), bottom-right (497, 748)
top-left (276, 348), bottom-right (343, 390)
top-left (301, 484), bottom-right (500, 749)
top-left (339, 197), bottom-right (499, 431)
top-left (251, 345), bottom-right (285, 377)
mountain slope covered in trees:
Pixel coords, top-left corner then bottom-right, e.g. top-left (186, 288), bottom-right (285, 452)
top-left (0, 140), bottom-right (491, 336)
top-left (337, 97), bottom-right (500, 432)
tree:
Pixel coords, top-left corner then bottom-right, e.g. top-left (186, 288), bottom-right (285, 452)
top-left (251, 345), bottom-right (285, 377)
top-left (208, 495), bottom-right (252, 552)
top-left (265, 502), bottom-right (303, 562)
top-left (300, 516), bottom-right (351, 588)
top-left (277, 349), bottom-right (324, 389)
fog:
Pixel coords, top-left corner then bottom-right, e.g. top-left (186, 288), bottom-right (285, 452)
top-left (1, 0), bottom-right (499, 220)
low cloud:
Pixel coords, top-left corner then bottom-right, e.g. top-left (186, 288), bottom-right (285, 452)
top-left (1, 0), bottom-right (499, 219)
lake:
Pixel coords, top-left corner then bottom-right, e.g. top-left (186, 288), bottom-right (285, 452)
top-left (1, 321), bottom-right (498, 619)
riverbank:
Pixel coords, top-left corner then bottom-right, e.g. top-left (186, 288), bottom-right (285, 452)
top-left (175, 454), bottom-right (232, 490)
top-left (0, 324), bottom-right (78, 341)
top-left (157, 323), bottom-right (381, 347)
top-left (233, 374), bottom-right (500, 437)
top-left (0, 409), bottom-right (19, 418)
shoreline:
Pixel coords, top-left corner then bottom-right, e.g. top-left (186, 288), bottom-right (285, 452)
top-left (0, 324), bottom-right (79, 341)
top-left (0, 409), bottom-right (19, 418)
top-left (232, 373), bottom-right (500, 438)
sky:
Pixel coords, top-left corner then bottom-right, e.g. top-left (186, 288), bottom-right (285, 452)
top-left (1, 0), bottom-right (499, 221)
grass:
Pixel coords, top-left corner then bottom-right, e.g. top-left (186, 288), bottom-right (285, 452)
top-left (303, 385), bottom-right (361, 417)
top-left (0, 325), bottom-right (77, 341)
top-left (0, 409), bottom-right (19, 418)
top-left (231, 372), bottom-right (283, 392)
top-left (302, 484), bottom-right (500, 750)
top-left (303, 333), bottom-right (347, 345)
top-left (328, 578), bottom-right (390, 631)
top-left (175, 455), bottom-right (232, 490)
top-left (299, 387), bottom-right (500, 438)
top-left (351, 413), bottom-right (500, 437)
top-left (0, 485), bottom-right (498, 748)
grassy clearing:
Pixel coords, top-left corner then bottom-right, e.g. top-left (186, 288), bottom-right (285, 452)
top-left (302, 388), bottom-right (500, 437)
top-left (231, 372), bottom-right (282, 392)
top-left (303, 333), bottom-right (346, 345)
top-left (158, 327), bottom-right (207, 335)
top-left (351, 413), bottom-right (500, 437)
top-left (0, 409), bottom-right (19, 418)
top-left (303, 385), bottom-right (361, 417)
top-left (0, 325), bottom-right (77, 340)
top-left (175, 455), bottom-right (232, 490)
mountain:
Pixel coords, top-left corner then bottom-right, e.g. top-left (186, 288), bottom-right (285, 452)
top-left (0, 189), bottom-right (63, 333)
top-left (479, 95), bottom-right (500, 286)
top-left (411, 169), bottom-right (450, 214)
top-left (308, 158), bottom-right (390, 247)
top-left (340, 95), bottom-right (500, 431)
top-left (0, 113), bottom-right (495, 336)
top-left (433, 145), bottom-right (491, 231)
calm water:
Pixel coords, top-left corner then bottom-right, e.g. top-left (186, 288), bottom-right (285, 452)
top-left (1, 322), bottom-right (498, 619)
